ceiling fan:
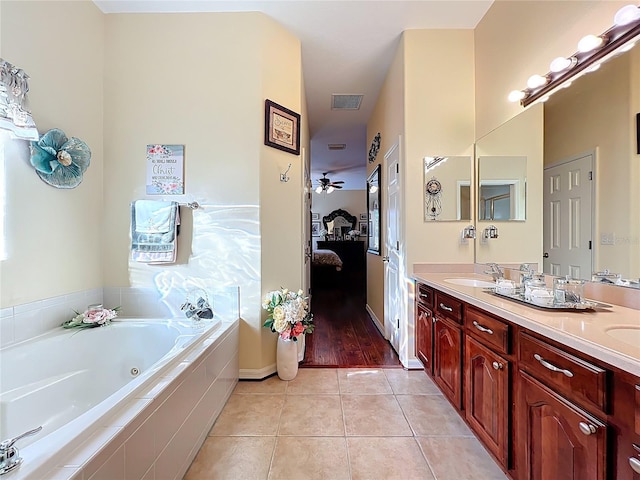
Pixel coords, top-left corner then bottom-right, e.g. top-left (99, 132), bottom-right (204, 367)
top-left (315, 172), bottom-right (344, 194)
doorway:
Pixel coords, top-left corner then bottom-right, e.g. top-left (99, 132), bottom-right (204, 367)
top-left (543, 152), bottom-right (594, 279)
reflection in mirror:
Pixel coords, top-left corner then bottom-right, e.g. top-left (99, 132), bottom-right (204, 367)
top-left (423, 156), bottom-right (472, 221)
top-left (477, 156), bottom-right (526, 221)
top-left (367, 166), bottom-right (381, 255)
top-left (544, 39), bottom-right (639, 285)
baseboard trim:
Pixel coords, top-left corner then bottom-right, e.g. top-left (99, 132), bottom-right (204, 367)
top-left (404, 358), bottom-right (424, 370)
top-left (240, 364), bottom-right (276, 380)
top-left (365, 304), bottom-right (385, 337)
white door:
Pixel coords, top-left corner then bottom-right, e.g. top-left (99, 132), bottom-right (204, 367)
top-left (384, 142), bottom-right (401, 353)
top-left (302, 147), bottom-right (312, 298)
top-left (543, 153), bottom-right (593, 278)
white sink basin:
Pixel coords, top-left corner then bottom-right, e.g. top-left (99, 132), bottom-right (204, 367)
top-left (444, 278), bottom-right (496, 288)
top-left (605, 326), bottom-right (640, 348)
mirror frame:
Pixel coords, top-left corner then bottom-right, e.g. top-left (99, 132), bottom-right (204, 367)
top-left (367, 165), bottom-right (381, 255)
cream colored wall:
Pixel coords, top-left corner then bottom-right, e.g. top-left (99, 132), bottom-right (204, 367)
top-left (311, 190), bottom-right (366, 249)
top-left (403, 30), bottom-right (475, 269)
top-left (475, 0), bottom-right (629, 138)
top-left (366, 36), bottom-right (405, 326)
top-left (0, 0), bottom-right (104, 307)
top-left (102, 12), bottom-right (304, 374)
top-left (545, 52), bottom-right (637, 278)
top-left (475, 104), bottom-right (544, 265)
top-left (258, 18), bottom-right (305, 368)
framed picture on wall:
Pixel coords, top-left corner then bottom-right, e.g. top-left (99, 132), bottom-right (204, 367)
top-left (264, 99), bottom-right (301, 155)
top-left (311, 221), bottom-right (321, 236)
top-left (359, 222), bottom-right (368, 236)
top-left (311, 212), bottom-right (320, 221)
top-left (359, 213), bottom-right (367, 221)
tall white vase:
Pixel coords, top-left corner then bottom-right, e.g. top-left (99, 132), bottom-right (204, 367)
top-left (297, 333), bottom-right (306, 362)
top-left (277, 336), bottom-right (299, 380)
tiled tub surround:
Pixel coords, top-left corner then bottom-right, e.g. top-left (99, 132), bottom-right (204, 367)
top-left (6, 319), bottom-right (239, 480)
top-left (412, 271), bottom-right (640, 377)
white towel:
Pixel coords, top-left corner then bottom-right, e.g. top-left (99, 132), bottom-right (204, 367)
top-left (131, 200), bottom-right (180, 264)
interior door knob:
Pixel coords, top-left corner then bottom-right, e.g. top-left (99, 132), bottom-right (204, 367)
top-left (543, 252), bottom-right (549, 258)
top-left (382, 256), bottom-right (389, 262)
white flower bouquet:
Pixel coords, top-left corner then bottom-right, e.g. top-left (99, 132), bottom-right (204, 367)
top-left (262, 288), bottom-right (314, 341)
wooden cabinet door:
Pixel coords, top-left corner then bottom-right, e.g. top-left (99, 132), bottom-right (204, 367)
top-left (464, 335), bottom-right (509, 467)
top-left (518, 371), bottom-right (607, 480)
top-left (416, 303), bottom-right (433, 374)
top-left (433, 316), bottom-right (462, 409)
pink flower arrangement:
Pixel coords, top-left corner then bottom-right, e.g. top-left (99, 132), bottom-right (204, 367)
top-left (62, 304), bottom-right (121, 329)
top-left (262, 288), bottom-right (314, 341)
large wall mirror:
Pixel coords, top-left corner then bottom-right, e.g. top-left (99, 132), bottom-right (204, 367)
top-left (423, 155), bottom-right (472, 221)
top-left (477, 156), bottom-right (526, 221)
top-left (475, 39), bottom-right (639, 287)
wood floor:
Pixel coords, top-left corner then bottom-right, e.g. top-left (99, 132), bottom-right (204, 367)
top-left (301, 281), bottom-right (401, 368)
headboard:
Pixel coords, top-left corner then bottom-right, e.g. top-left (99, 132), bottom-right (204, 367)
top-left (322, 208), bottom-right (357, 233)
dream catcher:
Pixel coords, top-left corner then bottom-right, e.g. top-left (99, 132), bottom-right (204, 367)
top-left (425, 177), bottom-right (443, 220)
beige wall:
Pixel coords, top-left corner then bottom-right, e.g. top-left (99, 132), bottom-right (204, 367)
top-left (0, 0), bottom-right (104, 306)
top-left (475, 0), bottom-right (629, 138)
top-left (102, 12), bottom-right (304, 373)
top-left (403, 30), bottom-right (476, 269)
top-left (366, 36), bottom-right (405, 326)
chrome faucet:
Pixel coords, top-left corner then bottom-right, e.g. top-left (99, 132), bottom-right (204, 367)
top-left (0, 426), bottom-right (42, 475)
top-left (519, 263), bottom-right (535, 285)
top-left (484, 263), bottom-right (504, 281)
top-left (180, 288), bottom-right (213, 320)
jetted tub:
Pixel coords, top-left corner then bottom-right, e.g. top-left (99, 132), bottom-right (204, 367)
top-left (0, 317), bottom-right (239, 479)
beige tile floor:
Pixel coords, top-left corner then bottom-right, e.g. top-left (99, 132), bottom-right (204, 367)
top-left (184, 368), bottom-right (508, 480)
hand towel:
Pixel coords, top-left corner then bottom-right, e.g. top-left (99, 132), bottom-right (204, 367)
top-left (131, 200), bottom-right (180, 264)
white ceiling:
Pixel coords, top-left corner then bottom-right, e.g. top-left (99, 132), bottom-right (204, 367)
top-left (93, 0), bottom-right (493, 189)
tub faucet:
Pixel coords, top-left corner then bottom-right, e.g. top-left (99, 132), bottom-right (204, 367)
top-left (180, 289), bottom-right (213, 320)
top-left (484, 263), bottom-right (504, 281)
top-left (0, 426), bottom-right (42, 475)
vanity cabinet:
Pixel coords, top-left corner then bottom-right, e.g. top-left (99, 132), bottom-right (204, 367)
top-left (415, 284), bottom-right (434, 374)
top-left (518, 370), bottom-right (607, 480)
top-left (463, 306), bottom-right (512, 468)
top-left (413, 280), bottom-right (640, 480)
top-left (432, 291), bottom-right (463, 409)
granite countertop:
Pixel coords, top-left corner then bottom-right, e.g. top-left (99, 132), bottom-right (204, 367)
top-left (413, 272), bottom-right (640, 377)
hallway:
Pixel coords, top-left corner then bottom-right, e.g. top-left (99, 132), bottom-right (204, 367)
top-left (302, 284), bottom-right (400, 368)
top-left (183, 368), bottom-right (507, 479)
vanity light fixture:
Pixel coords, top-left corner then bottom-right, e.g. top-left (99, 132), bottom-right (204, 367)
top-left (549, 56), bottom-right (578, 73)
top-left (614, 4), bottom-right (640, 25)
top-left (484, 225), bottom-right (499, 239)
top-left (527, 74), bottom-right (549, 89)
top-left (424, 156), bottom-right (449, 173)
top-left (515, 4), bottom-right (640, 107)
top-left (577, 34), bottom-right (606, 53)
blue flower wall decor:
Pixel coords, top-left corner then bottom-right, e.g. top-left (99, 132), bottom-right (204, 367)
top-left (29, 128), bottom-right (91, 188)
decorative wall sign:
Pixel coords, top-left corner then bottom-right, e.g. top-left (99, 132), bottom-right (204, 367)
top-left (146, 144), bottom-right (184, 195)
top-left (264, 99), bottom-right (301, 155)
top-left (368, 132), bottom-right (381, 163)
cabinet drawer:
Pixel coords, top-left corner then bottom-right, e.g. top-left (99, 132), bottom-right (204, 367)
top-left (435, 292), bottom-right (463, 324)
top-left (465, 306), bottom-right (510, 355)
top-left (416, 283), bottom-right (434, 308)
top-left (519, 332), bottom-right (608, 412)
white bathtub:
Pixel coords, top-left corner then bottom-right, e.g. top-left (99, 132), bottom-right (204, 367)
top-left (0, 317), bottom-right (239, 480)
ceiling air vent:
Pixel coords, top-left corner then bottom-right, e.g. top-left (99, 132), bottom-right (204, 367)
top-left (331, 94), bottom-right (363, 110)
top-left (328, 144), bottom-right (346, 150)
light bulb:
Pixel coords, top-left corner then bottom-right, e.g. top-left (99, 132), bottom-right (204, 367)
top-left (315, 186), bottom-right (323, 194)
top-left (527, 74), bottom-right (548, 89)
top-left (549, 56), bottom-right (577, 73)
top-left (578, 34), bottom-right (605, 53)
top-left (327, 186), bottom-right (335, 194)
top-left (508, 90), bottom-right (526, 102)
top-left (614, 5), bottom-right (640, 26)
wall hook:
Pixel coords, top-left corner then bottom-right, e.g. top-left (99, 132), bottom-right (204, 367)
top-left (280, 163), bottom-right (292, 182)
